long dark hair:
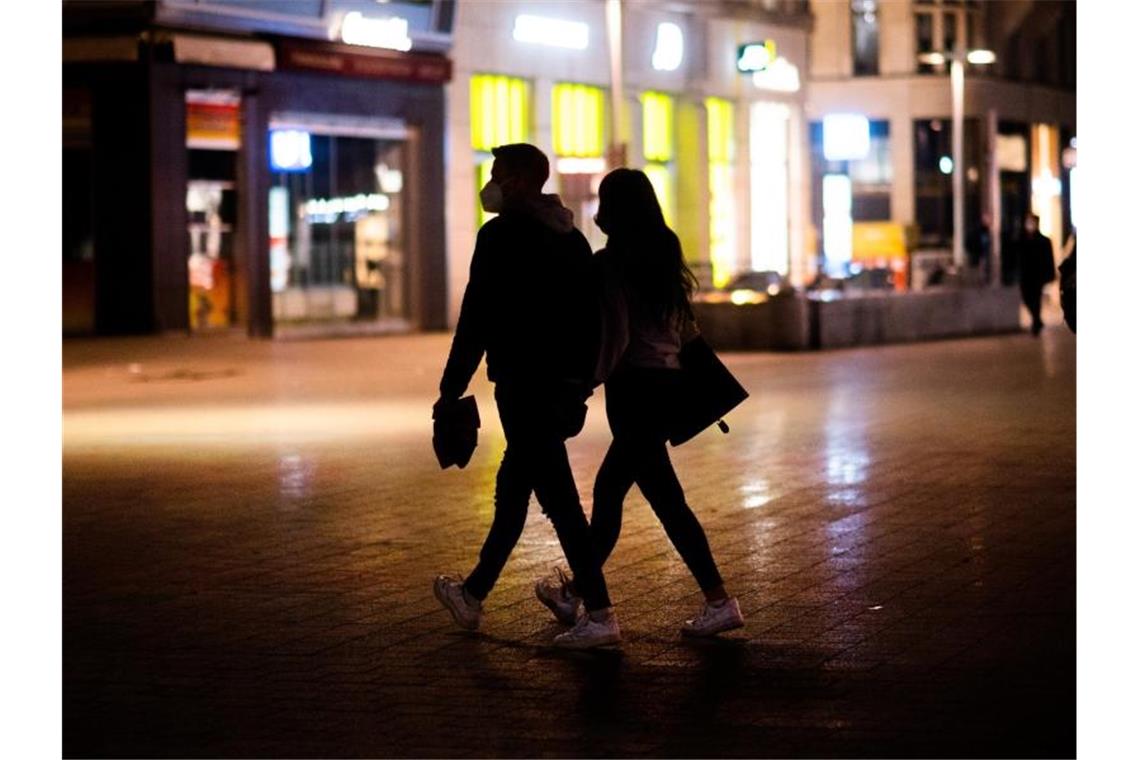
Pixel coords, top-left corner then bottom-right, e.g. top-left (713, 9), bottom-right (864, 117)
top-left (595, 168), bottom-right (697, 326)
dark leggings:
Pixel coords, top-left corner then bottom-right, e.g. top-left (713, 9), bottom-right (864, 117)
top-left (463, 386), bottom-right (611, 612)
top-left (590, 366), bottom-right (724, 593)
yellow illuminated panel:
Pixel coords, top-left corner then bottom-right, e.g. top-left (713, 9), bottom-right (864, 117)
top-left (706, 97), bottom-right (734, 163)
top-left (470, 74), bottom-right (530, 151)
top-left (644, 163), bottom-right (675, 229)
top-left (476, 157), bottom-right (495, 227)
top-left (706, 97), bottom-right (736, 287)
top-left (709, 164), bottom-right (734, 288)
top-left (552, 83), bottom-right (605, 157)
top-left (642, 91), bottom-right (674, 162)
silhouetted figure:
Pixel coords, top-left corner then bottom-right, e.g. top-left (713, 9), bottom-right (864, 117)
top-left (967, 212), bottom-right (994, 283)
top-left (534, 168), bottom-right (745, 638)
top-left (1059, 234), bottom-right (1076, 333)
top-left (1016, 213), bottom-right (1056, 336)
top-left (432, 143), bottom-right (619, 649)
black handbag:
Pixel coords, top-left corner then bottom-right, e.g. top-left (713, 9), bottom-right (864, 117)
top-left (668, 336), bottom-right (749, 446)
top-left (432, 395), bottom-right (480, 469)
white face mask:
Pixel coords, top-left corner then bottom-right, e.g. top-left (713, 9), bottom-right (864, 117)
top-left (479, 181), bottom-right (503, 213)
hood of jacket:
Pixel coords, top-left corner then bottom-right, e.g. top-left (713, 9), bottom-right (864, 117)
top-left (514, 193), bottom-right (576, 234)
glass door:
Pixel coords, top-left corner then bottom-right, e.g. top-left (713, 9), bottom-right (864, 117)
top-left (269, 125), bottom-right (411, 329)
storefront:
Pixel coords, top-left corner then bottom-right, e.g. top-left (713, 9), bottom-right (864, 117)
top-left (62, 0), bottom-right (454, 337)
top-left (444, 1), bottom-right (812, 324)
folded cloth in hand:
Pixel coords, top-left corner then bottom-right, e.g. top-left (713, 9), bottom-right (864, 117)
top-left (432, 396), bottom-right (481, 469)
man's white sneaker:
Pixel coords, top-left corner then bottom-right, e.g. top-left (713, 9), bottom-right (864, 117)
top-left (552, 609), bottom-right (621, 649)
top-left (535, 567), bottom-right (582, 626)
top-left (433, 575), bottom-right (483, 631)
top-left (681, 597), bottom-right (745, 637)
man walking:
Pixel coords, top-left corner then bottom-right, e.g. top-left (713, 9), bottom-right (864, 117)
top-left (1016, 213), bottom-right (1056, 336)
top-left (432, 143), bottom-right (620, 649)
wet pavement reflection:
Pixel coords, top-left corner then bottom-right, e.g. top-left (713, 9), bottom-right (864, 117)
top-left (64, 328), bottom-right (1075, 757)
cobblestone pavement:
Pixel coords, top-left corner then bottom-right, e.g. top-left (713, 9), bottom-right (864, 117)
top-left (63, 327), bottom-right (1075, 758)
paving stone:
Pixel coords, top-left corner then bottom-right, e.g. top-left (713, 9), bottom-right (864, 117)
top-left (64, 328), bottom-right (1075, 757)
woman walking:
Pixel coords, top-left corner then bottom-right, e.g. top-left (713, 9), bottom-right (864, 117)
top-left (536, 168), bottom-right (744, 638)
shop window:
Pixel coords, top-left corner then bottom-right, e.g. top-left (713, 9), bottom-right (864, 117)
top-left (641, 91), bottom-right (676, 227)
top-left (851, 0), bottom-right (879, 77)
top-left (706, 97), bottom-right (735, 288)
top-left (470, 73), bottom-right (531, 227)
top-left (552, 83), bottom-right (605, 158)
top-left (913, 117), bottom-right (981, 247)
top-left (849, 120), bottom-right (891, 221)
top-left (551, 82), bottom-right (607, 250)
top-left (186, 90), bottom-right (241, 331)
top-left (269, 131), bottom-right (410, 326)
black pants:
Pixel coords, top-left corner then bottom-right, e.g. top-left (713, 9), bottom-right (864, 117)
top-left (1020, 282), bottom-right (1044, 332)
top-left (590, 366), bottom-right (724, 593)
top-left (463, 385), bottom-right (611, 612)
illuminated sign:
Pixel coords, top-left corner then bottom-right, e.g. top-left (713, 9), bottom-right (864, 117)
top-left (752, 57), bottom-right (800, 92)
top-left (339, 11), bottom-right (412, 52)
top-left (823, 114), bottom-right (870, 161)
top-left (651, 22), bottom-right (683, 71)
top-left (305, 193), bottom-right (390, 223)
top-left (513, 14), bottom-right (589, 50)
top-left (737, 41), bottom-right (776, 73)
top-left (269, 130), bottom-right (312, 172)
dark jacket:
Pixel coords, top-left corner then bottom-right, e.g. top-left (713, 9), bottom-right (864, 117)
top-left (439, 196), bottom-right (597, 400)
top-left (1018, 231), bottom-right (1056, 288)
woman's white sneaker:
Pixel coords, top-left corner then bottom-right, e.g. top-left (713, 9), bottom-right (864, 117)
top-left (552, 609), bottom-right (621, 649)
top-left (433, 574), bottom-right (483, 631)
top-left (535, 567), bottom-right (582, 626)
top-left (681, 597), bottom-right (745, 637)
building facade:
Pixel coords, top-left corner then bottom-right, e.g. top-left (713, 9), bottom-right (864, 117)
top-left (64, 0), bottom-right (456, 337)
top-left (444, 0), bottom-right (814, 326)
top-left (806, 0), bottom-right (1076, 284)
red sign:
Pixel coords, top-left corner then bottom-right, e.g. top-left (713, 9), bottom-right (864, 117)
top-left (277, 41), bottom-right (452, 84)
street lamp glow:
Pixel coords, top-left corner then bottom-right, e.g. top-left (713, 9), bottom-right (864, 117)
top-left (917, 52), bottom-right (946, 66)
top-left (939, 156), bottom-right (953, 175)
top-left (966, 49), bottom-right (996, 65)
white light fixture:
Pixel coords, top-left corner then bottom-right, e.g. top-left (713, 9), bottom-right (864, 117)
top-left (752, 56), bottom-right (800, 92)
top-left (939, 155), bottom-right (953, 174)
top-left (823, 114), bottom-right (870, 161)
top-left (651, 22), bottom-right (684, 71)
top-left (340, 11), bottom-right (412, 51)
top-left (966, 49), bottom-right (996, 65)
top-left (737, 41), bottom-right (776, 72)
top-left (513, 14), bottom-right (589, 50)
top-left (917, 51), bottom-right (946, 66)
top-left (270, 130), bottom-right (312, 172)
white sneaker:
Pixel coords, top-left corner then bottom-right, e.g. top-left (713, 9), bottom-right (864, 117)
top-left (552, 609), bottom-right (621, 649)
top-left (535, 567), bottom-right (582, 626)
top-left (681, 597), bottom-right (745, 637)
top-left (433, 574), bottom-right (483, 631)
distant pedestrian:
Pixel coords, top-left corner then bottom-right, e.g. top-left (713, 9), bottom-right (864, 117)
top-left (1016, 213), bottom-right (1056, 336)
top-left (1059, 233), bottom-right (1076, 333)
top-left (967, 212), bottom-right (994, 283)
top-left (432, 143), bottom-right (620, 649)
top-left (534, 168), bottom-right (745, 638)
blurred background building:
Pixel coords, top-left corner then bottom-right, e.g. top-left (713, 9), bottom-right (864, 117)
top-left (62, 0), bottom-right (1075, 339)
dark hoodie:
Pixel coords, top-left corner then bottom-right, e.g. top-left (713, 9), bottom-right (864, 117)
top-left (439, 194), bottom-right (598, 400)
